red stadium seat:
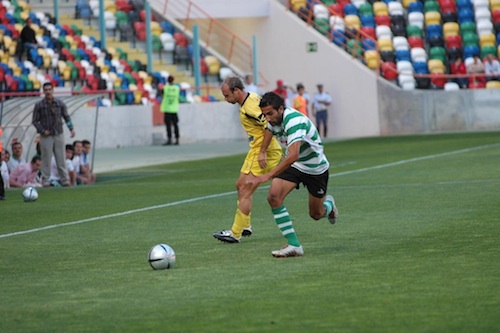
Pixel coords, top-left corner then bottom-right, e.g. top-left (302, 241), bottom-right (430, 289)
top-left (375, 15), bottom-right (391, 26)
top-left (381, 61), bottom-right (398, 80)
top-left (408, 36), bottom-right (425, 48)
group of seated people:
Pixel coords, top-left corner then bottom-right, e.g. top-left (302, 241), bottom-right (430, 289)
top-left (449, 54), bottom-right (500, 88)
top-left (0, 139), bottom-right (96, 190)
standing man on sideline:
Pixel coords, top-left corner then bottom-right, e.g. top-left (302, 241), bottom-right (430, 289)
top-left (311, 83), bottom-right (332, 138)
top-left (248, 92), bottom-right (338, 258)
top-left (0, 126), bottom-right (5, 200)
top-left (213, 77), bottom-right (283, 243)
top-left (160, 75), bottom-right (180, 145)
top-left (243, 73), bottom-right (262, 96)
top-left (32, 82), bottom-right (75, 187)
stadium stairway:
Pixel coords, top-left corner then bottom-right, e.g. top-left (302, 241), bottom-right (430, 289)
top-left (27, 0), bottom-right (223, 100)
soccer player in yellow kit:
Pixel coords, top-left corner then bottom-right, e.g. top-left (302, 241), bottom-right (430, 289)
top-left (213, 76), bottom-right (282, 243)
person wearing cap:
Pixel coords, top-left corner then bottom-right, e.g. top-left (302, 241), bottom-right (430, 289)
top-left (311, 83), bottom-right (332, 137)
top-left (273, 80), bottom-right (288, 101)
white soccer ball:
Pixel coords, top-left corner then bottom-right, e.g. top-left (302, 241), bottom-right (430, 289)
top-left (148, 244), bottom-right (176, 270)
top-left (22, 187), bottom-right (38, 202)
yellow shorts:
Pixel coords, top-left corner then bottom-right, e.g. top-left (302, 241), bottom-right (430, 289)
top-left (240, 147), bottom-right (282, 176)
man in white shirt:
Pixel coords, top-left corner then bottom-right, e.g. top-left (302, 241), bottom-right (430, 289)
top-left (484, 54), bottom-right (500, 81)
top-left (50, 144), bottom-right (76, 186)
top-left (243, 73), bottom-right (262, 96)
top-left (311, 84), bottom-right (332, 138)
top-left (7, 142), bottom-right (26, 173)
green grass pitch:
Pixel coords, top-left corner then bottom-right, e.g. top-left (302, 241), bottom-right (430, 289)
top-left (1, 132), bottom-right (499, 333)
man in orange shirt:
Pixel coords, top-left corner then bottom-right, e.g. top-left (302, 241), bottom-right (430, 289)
top-left (293, 83), bottom-right (308, 116)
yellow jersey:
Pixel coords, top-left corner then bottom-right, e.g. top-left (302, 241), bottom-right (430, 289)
top-left (239, 92), bottom-right (281, 152)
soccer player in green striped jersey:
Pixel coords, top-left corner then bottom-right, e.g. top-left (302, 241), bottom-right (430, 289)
top-left (249, 91), bottom-right (339, 258)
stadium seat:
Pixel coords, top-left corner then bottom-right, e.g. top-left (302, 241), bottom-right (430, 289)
top-left (408, 11), bottom-right (425, 29)
top-left (408, 1), bottom-right (424, 13)
top-left (378, 38), bottom-right (394, 51)
top-left (364, 50), bottom-right (380, 69)
top-left (428, 59), bottom-right (446, 73)
top-left (398, 73), bottom-right (416, 90)
top-left (486, 80), bottom-right (500, 88)
top-left (376, 25), bottom-right (393, 39)
top-left (381, 61), bottom-right (398, 80)
top-left (393, 36), bottom-right (409, 51)
top-left (425, 11), bottom-right (442, 26)
top-left (373, 1), bottom-right (388, 15)
top-left (443, 22), bottom-right (460, 38)
top-left (444, 82), bottom-right (460, 90)
top-left (314, 4), bottom-right (330, 19)
top-left (408, 36), bottom-right (425, 48)
top-left (424, 1), bottom-right (440, 13)
top-left (330, 15), bottom-right (345, 30)
top-left (411, 47), bottom-right (428, 62)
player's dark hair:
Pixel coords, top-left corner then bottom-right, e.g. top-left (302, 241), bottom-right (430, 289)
top-left (259, 92), bottom-right (285, 110)
top-left (82, 139), bottom-right (91, 146)
top-left (223, 76), bottom-right (244, 92)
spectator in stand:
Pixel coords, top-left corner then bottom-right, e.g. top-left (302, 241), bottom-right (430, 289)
top-left (243, 73), bottom-right (262, 96)
top-left (32, 82), bottom-right (76, 187)
top-left (50, 144), bottom-right (76, 186)
top-left (293, 83), bottom-right (308, 116)
top-left (484, 54), bottom-right (500, 81)
top-left (466, 55), bottom-right (486, 85)
top-left (9, 156), bottom-right (42, 188)
top-left (450, 57), bottom-right (468, 89)
top-left (18, 17), bottom-right (39, 62)
top-left (81, 139), bottom-right (96, 183)
top-left (7, 142), bottom-right (27, 173)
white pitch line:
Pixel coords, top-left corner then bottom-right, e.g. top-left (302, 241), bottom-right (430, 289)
top-left (1, 142), bottom-right (499, 239)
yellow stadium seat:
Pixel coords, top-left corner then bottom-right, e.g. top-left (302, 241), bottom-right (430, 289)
top-left (425, 11), bottom-right (441, 26)
top-left (57, 60), bottom-right (67, 74)
top-left (443, 22), bottom-right (459, 38)
top-left (373, 2), bottom-right (388, 15)
top-left (205, 55), bottom-right (221, 75)
top-left (290, 0), bottom-right (307, 12)
top-left (491, 0), bottom-right (500, 11)
top-left (378, 38), bottom-right (394, 51)
top-left (104, 0), bottom-right (116, 13)
top-left (364, 50), bottom-right (380, 69)
top-left (428, 59), bottom-right (445, 73)
top-left (403, 0), bottom-right (418, 8)
top-left (63, 66), bottom-right (71, 80)
top-left (344, 15), bottom-right (361, 29)
top-left (480, 33), bottom-right (496, 47)
top-left (486, 80), bottom-right (500, 88)
top-left (151, 22), bottom-right (162, 36)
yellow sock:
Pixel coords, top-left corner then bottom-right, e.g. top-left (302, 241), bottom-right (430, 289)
top-left (231, 209), bottom-right (250, 238)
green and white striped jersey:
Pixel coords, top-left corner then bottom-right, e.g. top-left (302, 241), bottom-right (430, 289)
top-left (267, 107), bottom-right (330, 175)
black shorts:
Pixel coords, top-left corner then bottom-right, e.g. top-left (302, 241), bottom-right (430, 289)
top-left (275, 167), bottom-right (329, 198)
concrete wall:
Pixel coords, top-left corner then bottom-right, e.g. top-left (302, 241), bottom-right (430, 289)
top-left (73, 102), bottom-right (245, 149)
top-left (377, 79), bottom-right (500, 135)
top-left (214, 1), bottom-right (382, 139)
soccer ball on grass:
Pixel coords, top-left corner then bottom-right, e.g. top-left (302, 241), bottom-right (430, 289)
top-left (148, 244), bottom-right (176, 270)
top-left (22, 187), bottom-right (38, 202)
